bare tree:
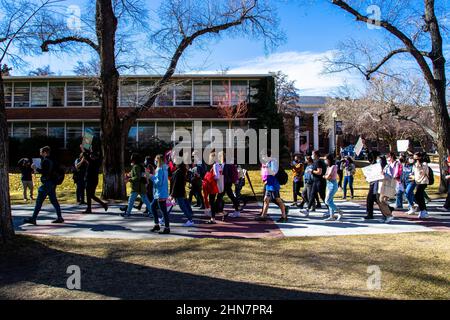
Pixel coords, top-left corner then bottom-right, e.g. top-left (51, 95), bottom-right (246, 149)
top-left (28, 64), bottom-right (54, 76)
top-left (0, 0), bottom-right (60, 242)
top-left (273, 71), bottom-right (300, 114)
top-left (327, 0), bottom-right (450, 192)
top-left (40, 0), bottom-right (283, 199)
top-left (321, 76), bottom-right (434, 151)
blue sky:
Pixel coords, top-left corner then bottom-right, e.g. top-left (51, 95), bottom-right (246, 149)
top-left (18, 0), bottom-right (449, 95)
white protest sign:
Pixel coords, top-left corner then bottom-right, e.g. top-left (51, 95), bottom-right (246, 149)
top-left (362, 163), bottom-right (385, 183)
top-left (354, 137), bottom-right (364, 157)
top-left (397, 140), bottom-right (409, 152)
top-left (32, 158), bottom-right (41, 169)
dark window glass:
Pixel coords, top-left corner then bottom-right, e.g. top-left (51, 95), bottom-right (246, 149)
top-left (49, 82), bottom-right (65, 107)
top-left (13, 122), bottom-right (29, 139)
top-left (175, 81), bottom-right (192, 106)
top-left (14, 82), bottom-right (30, 107)
top-left (30, 122), bottom-right (47, 137)
top-left (84, 81), bottom-right (99, 106)
top-left (31, 82), bottom-right (48, 107)
top-left (193, 80), bottom-right (210, 106)
top-left (120, 81), bottom-right (137, 107)
top-left (67, 82), bottom-right (83, 106)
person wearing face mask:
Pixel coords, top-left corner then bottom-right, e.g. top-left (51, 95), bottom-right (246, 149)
top-left (302, 150), bottom-right (326, 217)
top-left (149, 154), bottom-right (171, 234)
top-left (291, 154), bottom-right (304, 207)
top-left (404, 156), bottom-right (417, 215)
top-left (377, 152), bottom-right (400, 224)
top-left (364, 150), bottom-right (381, 220)
top-left (395, 156), bottom-right (407, 209)
top-left (323, 154), bottom-right (342, 221)
top-left (410, 152), bottom-right (430, 219)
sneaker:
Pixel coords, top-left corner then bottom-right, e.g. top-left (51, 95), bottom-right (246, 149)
top-left (379, 216), bottom-right (387, 223)
top-left (324, 216), bottom-right (336, 221)
top-left (290, 203), bottom-right (298, 208)
top-left (335, 213), bottom-right (343, 221)
top-left (119, 205), bottom-right (128, 212)
top-left (52, 218), bottom-right (64, 224)
top-left (103, 203), bottom-right (109, 212)
top-left (23, 218), bottom-right (37, 225)
top-left (159, 218), bottom-right (165, 225)
top-left (302, 209), bottom-right (310, 218)
top-left (183, 220), bottom-right (194, 227)
top-left (418, 211), bottom-right (429, 219)
top-left (159, 228), bottom-right (170, 235)
top-left (150, 225), bottom-right (161, 232)
top-left (385, 216), bottom-right (394, 224)
top-left (229, 211), bottom-right (240, 218)
top-left (407, 208), bottom-right (416, 215)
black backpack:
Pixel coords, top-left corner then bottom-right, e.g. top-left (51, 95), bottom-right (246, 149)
top-left (52, 160), bottom-right (66, 186)
top-left (427, 166), bottom-right (434, 186)
top-left (275, 164), bottom-right (289, 186)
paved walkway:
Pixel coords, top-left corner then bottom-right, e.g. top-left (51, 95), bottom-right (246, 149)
top-left (12, 199), bottom-right (450, 239)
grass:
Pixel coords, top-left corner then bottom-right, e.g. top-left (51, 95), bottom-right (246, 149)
top-left (0, 233), bottom-right (449, 300)
top-left (9, 167), bottom-right (444, 205)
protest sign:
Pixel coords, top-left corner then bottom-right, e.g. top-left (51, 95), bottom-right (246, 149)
top-left (82, 128), bottom-right (94, 151)
top-left (354, 137), bottom-right (364, 157)
top-left (397, 140), bottom-right (409, 152)
top-left (32, 158), bottom-right (41, 169)
top-left (362, 163), bottom-right (384, 183)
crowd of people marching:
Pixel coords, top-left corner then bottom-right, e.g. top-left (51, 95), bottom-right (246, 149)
top-left (20, 144), bottom-right (450, 234)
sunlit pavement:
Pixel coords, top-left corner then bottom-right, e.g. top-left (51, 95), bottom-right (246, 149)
top-left (12, 199), bottom-right (450, 239)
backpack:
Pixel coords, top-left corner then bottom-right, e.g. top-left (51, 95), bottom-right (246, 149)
top-left (52, 160), bottom-right (66, 186)
top-left (427, 166), bottom-right (434, 186)
top-left (202, 168), bottom-right (219, 195)
top-left (275, 164), bottom-right (289, 186)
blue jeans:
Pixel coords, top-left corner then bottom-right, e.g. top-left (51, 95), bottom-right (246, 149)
top-left (343, 176), bottom-right (354, 198)
top-left (405, 182), bottom-right (416, 209)
top-left (325, 180), bottom-right (339, 215)
top-left (150, 198), bottom-right (170, 228)
top-left (176, 197), bottom-right (193, 221)
top-left (396, 189), bottom-right (404, 208)
top-left (126, 192), bottom-right (152, 216)
top-left (32, 181), bottom-right (62, 220)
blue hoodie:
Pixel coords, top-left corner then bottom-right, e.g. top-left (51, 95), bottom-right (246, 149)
top-left (151, 164), bottom-right (169, 199)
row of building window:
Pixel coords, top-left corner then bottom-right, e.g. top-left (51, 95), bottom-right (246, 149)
top-left (7, 120), bottom-right (251, 148)
top-left (4, 79), bottom-right (260, 108)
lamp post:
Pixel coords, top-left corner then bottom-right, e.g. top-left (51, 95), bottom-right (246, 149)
top-left (332, 111), bottom-right (338, 156)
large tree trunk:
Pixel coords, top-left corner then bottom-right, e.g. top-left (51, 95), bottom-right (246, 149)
top-left (96, 0), bottom-right (126, 200)
top-left (0, 74), bottom-right (15, 241)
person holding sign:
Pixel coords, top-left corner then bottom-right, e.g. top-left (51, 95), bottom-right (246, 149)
top-left (410, 152), bottom-right (430, 219)
top-left (377, 152), bottom-right (400, 224)
top-left (364, 151), bottom-right (383, 220)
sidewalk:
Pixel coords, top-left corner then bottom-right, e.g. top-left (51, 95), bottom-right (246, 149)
top-left (12, 199), bottom-right (450, 240)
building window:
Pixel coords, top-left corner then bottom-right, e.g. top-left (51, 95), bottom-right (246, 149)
top-left (84, 81), bottom-right (99, 106)
top-left (31, 82), bottom-right (48, 107)
top-left (175, 81), bottom-right (192, 106)
top-left (128, 125), bottom-right (137, 148)
top-left (230, 80), bottom-right (248, 106)
top-left (67, 82), bottom-right (83, 106)
top-left (120, 80), bottom-right (138, 107)
top-left (138, 80), bottom-right (155, 106)
top-left (12, 122), bottom-right (29, 139)
top-left (48, 122), bottom-right (65, 147)
top-left (4, 83), bottom-right (12, 107)
top-left (49, 82), bottom-right (65, 107)
top-left (157, 85), bottom-right (173, 106)
top-left (249, 80), bottom-right (259, 103)
top-left (193, 80), bottom-right (211, 106)
top-left (66, 122), bottom-right (83, 144)
top-left (212, 80), bottom-right (229, 106)
top-left (156, 122), bottom-right (174, 143)
top-left (30, 122), bottom-right (47, 137)
top-left (138, 121), bottom-right (155, 147)
top-left (13, 82), bottom-right (30, 107)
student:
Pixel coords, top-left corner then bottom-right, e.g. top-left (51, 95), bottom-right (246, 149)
top-left (170, 163), bottom-right (194, 227)
top-left (203, 152), bottom-right (220, 223)
top-left (364, 151), bottom-right (382, 220)
top-left (74, 153), bottom-right (87, 205)
top-left (377, 152), bottom-right (399, 224)
top-left (217, 151), bottom-right (241, 218)
top-left (336, 155), bottom-right (344, 189)
top-left (83, 152), bottom-right (108, 214)
top-left (24, 146), bottom-right (63, 225)
top-left (302, 150), bottom-right (325, 217)
top-left (149, 154), bottom-right (171, 234)
top-left (291, 154), bottom-right (304, 207)
top-left (133, 156), bottom-right (155, 214)
top-left (19, 158), bottom-right (34, 201)
top-left (404, 156), bottom-right (417, 215)
top-left (121, 153), bottom-right (153, 218)
top-left (324, 154), bottom-right (342, 221)
top-left (410, 152), bottom-right (430, 219)
top-left (438, 156), bottom-right (450, 212)
top-left (256, 149), bottom-right (288, 223)
top-left (189, 151), bottom-right (206, 209)
top-left (299, 156), bottom-right (314, 209)
top-left (395, 156), bottom-right (407, 209)
top-left (341, 156), bottom-right (356, 200)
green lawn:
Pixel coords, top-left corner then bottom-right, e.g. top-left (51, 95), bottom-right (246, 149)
top-left (9, 168), bottom-right (443, 205)
top-left (0, 233), bottom-right (449, 299)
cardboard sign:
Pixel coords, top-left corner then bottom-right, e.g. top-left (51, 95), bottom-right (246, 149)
top-left (82, 128), bottom-right (94, 151)
top-left (354, 137), bottom-right (364, 157)
top-left (397, 140), bottom-right (409, 152)
top-left (362, 163), bottom-right (384, 183)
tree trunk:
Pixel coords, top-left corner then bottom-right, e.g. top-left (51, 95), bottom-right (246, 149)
top-left (0, 74), bottom-right (15, 241)
top-left (96, 0), bottom-right (126, 200)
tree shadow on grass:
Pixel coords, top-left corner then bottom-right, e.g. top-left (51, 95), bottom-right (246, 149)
top-left (0, 236), bottom-right (364, 300)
